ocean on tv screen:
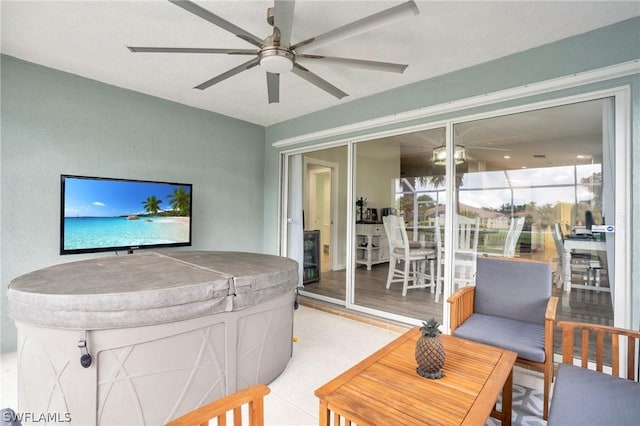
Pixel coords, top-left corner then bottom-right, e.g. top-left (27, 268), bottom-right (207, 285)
top-left (63, 215), bottom-right (190, 250)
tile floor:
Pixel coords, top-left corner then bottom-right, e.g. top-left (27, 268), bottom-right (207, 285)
top-left (0, 305), bottom-right (543, 425)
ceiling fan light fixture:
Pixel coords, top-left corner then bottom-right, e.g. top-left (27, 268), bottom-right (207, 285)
top-left (432, 145), bottom-right (466, 166)
top-left (260, 48), bottom-right (294, 73)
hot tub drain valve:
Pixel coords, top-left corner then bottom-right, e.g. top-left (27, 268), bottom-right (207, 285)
top-left (78, 334), bottom-right (92, 368)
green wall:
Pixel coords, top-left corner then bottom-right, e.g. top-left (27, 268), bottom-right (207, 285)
top-left (263, 17), bottom-right (640, 327)
top-left (1, 56), bottom-right (265, 352)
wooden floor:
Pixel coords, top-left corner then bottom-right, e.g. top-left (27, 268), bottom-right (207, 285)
top-left (308, 265), bottom-right (444, 320)
top-left (302, 256), bottom-right (614, 357)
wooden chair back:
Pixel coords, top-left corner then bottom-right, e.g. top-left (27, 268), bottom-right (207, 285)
top-left (164, 384), bottom-right (270, 426)
top-left (383, 214), bottom-right (408, 254)
top-left (457, 218), bottom-right (480, 251)
top-left (439, 214), bottom-right (480, 250)
top-left (557, 321), bottom-right (640, 380)
top-left (384, 215), bottom-right (428, 260)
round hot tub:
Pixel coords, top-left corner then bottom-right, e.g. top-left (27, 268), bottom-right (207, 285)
top-left (8, 251), bottom-right (298, 425)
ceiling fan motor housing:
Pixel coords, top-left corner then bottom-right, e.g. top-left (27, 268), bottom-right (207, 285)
top-left (259, 46), bottom-right (294, 73)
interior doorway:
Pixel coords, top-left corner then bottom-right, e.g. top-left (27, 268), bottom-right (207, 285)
top-left (304, 157), bottom-right (338, 272)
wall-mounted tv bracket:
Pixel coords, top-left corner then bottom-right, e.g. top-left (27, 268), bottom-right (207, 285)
top-left (78, 331), bottom-right (92, 368)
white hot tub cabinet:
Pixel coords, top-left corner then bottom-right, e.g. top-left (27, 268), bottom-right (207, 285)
top-left (8, 251), bottom-right (298, 426)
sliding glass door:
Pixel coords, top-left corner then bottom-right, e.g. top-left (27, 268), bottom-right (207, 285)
top-left (281, 92), bottom-right (627, 342)
top-left (450, 98), bottom-right (617, 355)
top-left (352, 127), bottom-right (447, 323)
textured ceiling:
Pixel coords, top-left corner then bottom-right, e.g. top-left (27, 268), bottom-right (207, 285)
top-left (2, 1), bottom-right (639, 126)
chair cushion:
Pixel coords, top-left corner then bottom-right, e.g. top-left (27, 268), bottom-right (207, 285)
top-left (548, 364), bottom-right (640, 425)
top-left (474, 257), bottom-right (551, 324)
top-left (392, 247), bottom-right (435, 257)
top-left (453, 313), bottom-right (546, 362)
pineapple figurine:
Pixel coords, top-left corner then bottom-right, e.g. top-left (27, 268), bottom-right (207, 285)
top-left (415, 318), bottom-right (445, 379)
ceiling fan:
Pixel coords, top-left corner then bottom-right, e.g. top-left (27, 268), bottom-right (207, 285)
top-left (127, 0), bottom-right (419, 103)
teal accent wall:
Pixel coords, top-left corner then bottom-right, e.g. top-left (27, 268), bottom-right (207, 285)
top-left (1, 56), bottom-right (265, 352)
top-left (263, 18), bottom-right (639, 328)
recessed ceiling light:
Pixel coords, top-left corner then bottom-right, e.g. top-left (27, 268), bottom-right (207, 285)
top-left (577, 154), bottom-right (585, 159)
top-left (504, 155), bottom-right (511, 159)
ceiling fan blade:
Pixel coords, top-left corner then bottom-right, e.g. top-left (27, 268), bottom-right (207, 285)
top-left (273, 0), bottom-right (295, 47)
top-left (127, 46), bottom-right (257, 55)
top-left (291, 63), bottom-right (347, 99)
top-left (169, 0), bottom-right (265, 48)
top-left (194, 57), bottom-right (260, 90)
top-left (291, 0), bottom-right (419, 53)
top-left (267, 72), bottom-right (280, 103)
top-left (297, 54), bottom-right (407, 73)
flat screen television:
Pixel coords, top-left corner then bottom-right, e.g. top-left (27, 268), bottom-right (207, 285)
top-left (60, 175), bottom-right (193, 255)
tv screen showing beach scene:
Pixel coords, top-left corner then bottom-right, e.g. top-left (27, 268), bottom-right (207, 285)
top-left (60, 175), bottom-right (192, 254)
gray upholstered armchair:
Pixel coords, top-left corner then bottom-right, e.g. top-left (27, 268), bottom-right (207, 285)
top-left (448, 256), bottom-right (558, 420)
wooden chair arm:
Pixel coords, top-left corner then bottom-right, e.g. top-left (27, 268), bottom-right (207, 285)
top-left (557, 321), bottom-right (640, 380)
top-left (544, 297), bottom-right (558, 373)
top-left (165, 384), bottom-right (271, 426)
top-left (545, 296), bottom-right (558, 321)
top-left (447, 286), bottom-right (475, 333)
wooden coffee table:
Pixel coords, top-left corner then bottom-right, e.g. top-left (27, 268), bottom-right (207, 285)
top-left (315, 327), bottom-right (517, 425)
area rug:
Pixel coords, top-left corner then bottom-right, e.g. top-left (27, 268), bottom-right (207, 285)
top-left (486, 383), bottom-right (546, 426)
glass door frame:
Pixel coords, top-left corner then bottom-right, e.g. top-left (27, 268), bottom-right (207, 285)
top-left (278, 85), bottom-right (632, 331)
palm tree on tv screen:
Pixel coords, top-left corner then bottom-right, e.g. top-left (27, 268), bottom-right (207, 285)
top-left (168, 187), bottom-right (190, 216)
top-left (142, 196), bottom-right (162, 215)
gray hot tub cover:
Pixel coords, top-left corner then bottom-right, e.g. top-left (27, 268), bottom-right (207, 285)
top-left (8, 251), bottom-right (298, 330)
